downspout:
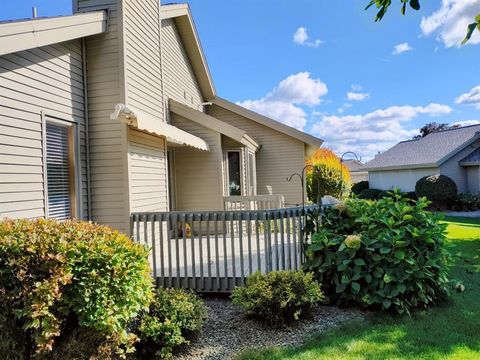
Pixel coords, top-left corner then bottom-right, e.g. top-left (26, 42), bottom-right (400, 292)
top-left (81, 38), bottom-right (92, 220)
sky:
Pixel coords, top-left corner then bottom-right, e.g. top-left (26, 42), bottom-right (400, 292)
top-left (2, 0), bottom-right (480, 161)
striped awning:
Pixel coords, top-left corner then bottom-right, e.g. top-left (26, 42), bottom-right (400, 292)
top-left (110, 104), bottom-right (209, 151)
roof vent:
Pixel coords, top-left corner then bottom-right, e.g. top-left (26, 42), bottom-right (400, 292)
top-left (32, 7), bottom-right (38, 19)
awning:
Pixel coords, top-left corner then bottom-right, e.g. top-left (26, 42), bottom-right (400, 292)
top-left (169, 99), bottom-right (261, 152)
top-left (110, 104), bottom-right (209, 151)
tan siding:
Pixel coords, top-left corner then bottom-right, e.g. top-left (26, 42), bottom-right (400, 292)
top-left (368, 167), bottom-right (439, 192)
top-left (161, 18), bottom-right (203, 112)
top-left (128, 129), bottom-right (168, 212)
top-left (439, 140), bottom-right (480, 193)
top-left (208, 105), bottom-right (305, 205)
top-left (172, 114), bottom-right (223, 210)
top-left (0, 40), bottom-right (89, 219)
top-left (123, 0), bottom-right (163, 120)
top-left (75, 0), bottom-right (129, 232)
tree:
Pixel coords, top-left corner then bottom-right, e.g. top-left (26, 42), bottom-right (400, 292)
top-left (365, 0), bottom-right (480, 45)
top-left (305, 148), bottom-right (351, 202)
top-left (412, 122), bottom-right (460, 140)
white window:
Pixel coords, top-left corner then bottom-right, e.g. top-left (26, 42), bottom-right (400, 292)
top-left (45, 121), bottom-right (77, 220)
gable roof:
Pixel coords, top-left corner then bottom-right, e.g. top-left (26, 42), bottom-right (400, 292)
top-left (0, 11), bottom-right (107, 56)
top-left (169, 99), bottom-right (260, 152)
top-left (160, 3), bottom-right (216, 100)
top-left (365, 124), bottom-right (480, 171)
top-left (211, 97), bottom-right (323, 149)
top-left (344, 159), bottom-right (366, 173)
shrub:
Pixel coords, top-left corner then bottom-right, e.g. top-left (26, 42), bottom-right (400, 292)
top-left (351, 180), bottom-right (369, 195)
top-left (306, 148), bottom-right (351, 201)
top-left (231, 271), bottom-right (324, 325)
top-left (0, 218), bottom-right (153, 356)
top-left (136, 288), bottom-right (206, 359)
top-left (304, 192), bottom-right (449, 315)
top-left (357, 188), bottom-right (383, 200)
top-left (415, 174), bottom-right (457, 205)
top-left (452, 192), bottom-right (480, 211)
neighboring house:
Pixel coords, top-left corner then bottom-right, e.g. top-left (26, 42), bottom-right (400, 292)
top-left (364, 124), bottom-right (480, 193)
top-left (343, 159), bottom-right (368, 184)
top-left (0, 0), bottom-right (323, 235)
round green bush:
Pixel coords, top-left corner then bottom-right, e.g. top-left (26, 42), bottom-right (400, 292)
top-left (304, 192), bottom-right (449, 315)
top-left (0, 218), bottom-right (153, 356)
top-left (415, 174), bottom-right (457, 205)
top-left (357, 188), bottom-right (383, 200)
top-left (231, 270), bottom-right (324, 325)
top-left (351, 180), bottom-right (369, 195)
top-left (136, 287), bottom-right (206, 359)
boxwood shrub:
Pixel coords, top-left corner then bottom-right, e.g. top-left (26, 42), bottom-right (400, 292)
top-left (136, 287), bottom-right (206, 359)
top-left (351, 180), bottom-right (369, 195)
top-left (0, 218), bottom-right (153, 356)
top-left (304, 192), bottom-right (449, 315)
top-left (232, 270), bottom-right (324, 325)
top-left (415, 174), bottom-right (457, 206)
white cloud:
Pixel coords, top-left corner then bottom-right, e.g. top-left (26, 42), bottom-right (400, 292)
top-left (310, 103), bottom-right (453, 161)
top-left (293, 27), bottom-right (323, 48)
top-left (420, 0), bottom-right (480, 47)
top-left (452, 119), bottom-right (480, 126)
top-left (351, 84), bottom-right (363, 92)
top-left (347, 92), bottom-right (370, 101)
top-left (237, 72), bottom-right (328, 130)
top-left (455, 85), bottom-right (480, 108)
top-left (392, 42), bottom-right (413, 55)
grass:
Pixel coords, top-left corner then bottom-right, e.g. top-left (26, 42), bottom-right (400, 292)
top-left (238, 216), bottom-right (480, 360)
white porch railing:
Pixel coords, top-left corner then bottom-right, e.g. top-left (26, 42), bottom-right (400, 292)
top-left (130, 205), bottom-right (318, 292)
top-left (223, 194), bottom-right (285, 211)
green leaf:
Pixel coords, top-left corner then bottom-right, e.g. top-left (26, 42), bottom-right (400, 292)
top-left (383, 299), bottom-right (392, 309)
top-left (354, 258), bottom-right (367, 266)
top-left (401, 2), bottom-right (406, 15)
top-left (351, 282), bottom-right (361, 293)
top-left (336, 283), bottom-right (347, 293)
top-left (394, 250), bottom-right (405, 260)
top-left (409, 0), bottom-right (420, 11)
top-left (380, 247), bottom-right (391, 254)
top-left (365, 273), bottom-right (373, 283)
top-left (462, 22), bottom-right (478, 45)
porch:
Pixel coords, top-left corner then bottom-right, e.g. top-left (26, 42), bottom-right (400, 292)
top-left (131, 204), bottom-right (317, 292)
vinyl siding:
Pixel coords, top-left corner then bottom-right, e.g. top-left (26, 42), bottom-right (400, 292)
top-left (368, 167), bottom-right (438, 192)
top-left (466, 167), bottom-right (480, 193)
top-left (161, 18), bottom-right (203, 113)
top-left (172, 114), bottom-right (223, 211)
top-left (439, 141), bottom-right (480, 193)
top-left (128, 129), bottom-right (168, 212)
top-left (123, 0), bottom-right (163, 120)
top-left (0, 41), bottom-right (89, 220)
top-left (75, 0), bottom-right (129, 232)
top-left (208, 105), bottom-right (306, 205)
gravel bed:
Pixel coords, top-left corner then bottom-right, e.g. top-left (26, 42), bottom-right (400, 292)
top-left (174, 296), bottom-right (366, 360)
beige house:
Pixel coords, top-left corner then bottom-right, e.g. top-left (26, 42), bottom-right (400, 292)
top-left (0, 0), bottom-right (322, 235)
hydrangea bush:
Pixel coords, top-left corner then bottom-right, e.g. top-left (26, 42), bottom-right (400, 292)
top-left (304, 192), bottom-right (449, 315)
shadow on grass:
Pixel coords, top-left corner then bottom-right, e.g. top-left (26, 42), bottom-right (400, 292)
top-left (238, 236), bottom-right (480, 360)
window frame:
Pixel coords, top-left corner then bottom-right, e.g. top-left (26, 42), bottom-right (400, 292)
top-left (224, 149), bottom-right (245, 196)
top-left (42, 112), bottom-right (81, 220)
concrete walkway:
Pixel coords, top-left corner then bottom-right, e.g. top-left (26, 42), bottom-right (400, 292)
top-left (443, 210), bottom-right (480, 218)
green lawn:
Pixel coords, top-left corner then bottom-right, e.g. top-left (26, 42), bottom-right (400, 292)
top-left (239, 217), bottom-right (480, 360)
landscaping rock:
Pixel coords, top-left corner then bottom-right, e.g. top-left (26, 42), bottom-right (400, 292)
top-left (174, 296), bottom-right (365, 360)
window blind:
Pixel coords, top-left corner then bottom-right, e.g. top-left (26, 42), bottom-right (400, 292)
top-left (46, 123), bottom-right (72, 220)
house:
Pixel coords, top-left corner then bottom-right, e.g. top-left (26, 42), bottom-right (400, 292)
top-left (364, 124), bottom-right (480, 193)
top-left (0, 0), bottom-right (323, 237)
top-left (343, 159), bottom-right (368, 184)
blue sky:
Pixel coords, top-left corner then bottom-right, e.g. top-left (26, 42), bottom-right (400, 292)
top-left (2, 0), bottom-right (480, 160)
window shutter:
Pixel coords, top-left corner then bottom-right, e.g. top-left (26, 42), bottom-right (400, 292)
top-left (46, 123), bottom-right (72, 220)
